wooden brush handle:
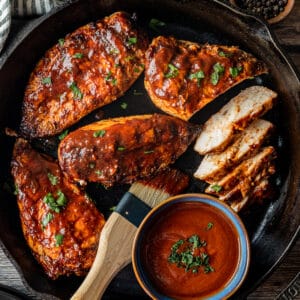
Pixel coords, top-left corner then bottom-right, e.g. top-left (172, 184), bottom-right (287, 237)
top-left (71, 212), bottom-right (137, 300)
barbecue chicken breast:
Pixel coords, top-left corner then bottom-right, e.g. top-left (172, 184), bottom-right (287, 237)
top-left (144, 36), bottom-right (268, 120)
top-left (11, 138), bottom-right (105, 279)
top-left (58, 114), bottom-right (200, 187)
top-left (20, 11), bottom-right (149, 138)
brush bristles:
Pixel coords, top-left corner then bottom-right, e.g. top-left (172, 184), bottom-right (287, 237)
top-left (129, 182), bottom-right (171, 208)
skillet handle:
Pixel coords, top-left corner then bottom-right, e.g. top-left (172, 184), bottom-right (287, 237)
top-left (71, 212), bottom-right (137, 300)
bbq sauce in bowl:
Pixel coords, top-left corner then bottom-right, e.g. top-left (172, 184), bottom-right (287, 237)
top-left (132, 194), bottom-right (250, 300)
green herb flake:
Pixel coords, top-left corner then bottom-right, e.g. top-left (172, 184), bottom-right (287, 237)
top-left (149, 18), bottom-right (166, 32)
top-left (58, 38), bottom-right (65, 47)
top-left (41, 212), bottom-right (53, 228)
top-left (69, 82), bottom-right (83, 100)
top-left (105, 71), bottom-right (117, 85)
top-left (165, 64), bottom-right (179, 79)
top-left (125, 56), bottom-right (135, 62)
top-left (95, 170), bottom-right (103, 176)
top-left (73, 53), bottom-right (83, 59)
top-left (229, 66), bottom-right (243, 78)
top-left (58, 129), bottom-right (69, 140)
top-left (144, 150), bottom-right (154, 154)
top-left (206, 222), bottom-right (214, 230)
top-left (42, 77), bottom-right (52, 85)
top-left (56, 190), bottom-right (68, 207)
top-left (128, 37), bottom-right (137, 45)
top-left (55, 234), bottom-right (64, 246)
top-left (13, 184), bottom-right (19, 195)
top-left (120, 102), bottom-right (128, 109)
top-left (218, 51), bottom-right (232, 58)
top-left (133, 89), bottom-right (143, 96)
top-left (211, 62), bottom-right (225, 86)
top-left (115, 63), bottom-right (121, 68)
top-left (210, 184), bottom-right (222, 192)
top-left (117, 146), bottom-right (126, 151)
top-left (110, 206), bottom-right (116, 211)
top-left (134, 67), bottom-right (141, 73)
top-left (93, 130), bottom-right (106, 138)
top-left (47, 173), bottom-right (58, 186)
top-left (109, 48), bottom-right (119, 55)
top-left (188, 234), bottom-right (200, 249)
top-left (188, 70), bottom-right (205, 86)
top-left (204, 265), bottom-right (215, 273)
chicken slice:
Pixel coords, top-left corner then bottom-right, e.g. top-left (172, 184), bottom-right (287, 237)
top-left (20, 12), bottom-right (149, 138)
top-left (194, 86), bottom-right (277, 155)
top-left (144, 36), bottom-right (268, 120)
top-left (11, 138), bottom-right (105, 279)
top-left (58, 114), bottom-right (200, 187)
top-left (205, 146), bottom-right (276, 197)
top-left (194, 119), bottom-right (274, 182)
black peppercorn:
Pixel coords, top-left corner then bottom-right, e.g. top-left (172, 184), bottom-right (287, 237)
top-left (237, 0), bottom-right (289, 20)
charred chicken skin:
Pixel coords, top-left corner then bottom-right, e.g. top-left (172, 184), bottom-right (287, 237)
top-left (20, 11), bottom-right (149, 138)
top-left (11, 138), bottom-right (105, 279)
top-left (58, 114), bottom-right (200, 187)
top-left (144, 36), bottom-right (268, 120)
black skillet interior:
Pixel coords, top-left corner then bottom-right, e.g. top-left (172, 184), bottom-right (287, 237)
top-left (0, 0), bottom-right (299, 299)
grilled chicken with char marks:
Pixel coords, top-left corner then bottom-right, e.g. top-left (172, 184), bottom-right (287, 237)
top-left (58, 114), bottom-right (200, 187)
top-left (194, 86), bottom-right (277, 155)
top-left (20, 11), bottom-right (149, 138)
top-left (11, 138), bottom-right (105, 279)
top-left (144, 36), bottom-right (268, 121)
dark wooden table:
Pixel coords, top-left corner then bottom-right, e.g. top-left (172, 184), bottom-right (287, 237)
top-left (0, 2), bottom-right (299, 299)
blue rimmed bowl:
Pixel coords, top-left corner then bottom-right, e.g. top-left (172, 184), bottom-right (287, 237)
top-left (132, 194), bottom-right (250, 300)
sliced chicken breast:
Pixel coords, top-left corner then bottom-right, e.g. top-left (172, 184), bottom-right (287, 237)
top-left (194, 86), bottom-right (277, 155)
top-left (194, 119), bottom-right (274, 182)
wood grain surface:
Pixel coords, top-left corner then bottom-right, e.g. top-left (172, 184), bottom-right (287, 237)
top-left (0, 1), bottom-right (299, 299)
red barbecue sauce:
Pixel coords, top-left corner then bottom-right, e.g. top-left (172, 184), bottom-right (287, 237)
top-left (140, 201), bottom-right (240, 299)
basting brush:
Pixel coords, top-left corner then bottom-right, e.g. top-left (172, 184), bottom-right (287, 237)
top-left (71, 168), bottom-right (189, 300)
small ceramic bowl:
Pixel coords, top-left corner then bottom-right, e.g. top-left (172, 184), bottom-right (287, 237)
top-left (132, 194), bottom-right (250, 300)
top-left (229, 0), bottom-right (295, 24)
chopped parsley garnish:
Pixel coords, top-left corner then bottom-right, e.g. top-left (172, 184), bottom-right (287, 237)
top-left (128, 37), bottom-right (137, 45)
top-left (211, 62), bottom-right (225, 85)
top-left (210, 184), bottom-right (222, 192)
top-left (73, 53), bottom-right (83, 59)
top-left (69, 82), bottom-right (83, 100)
top-left (188, 70), bottom-right (205, 86)
top-left (206, 222), bottom-right (214, 230)
top-left (165, 64), bottom-right (179, 79)
top-left (229, 66), bottom-right (243, 78)
top-left (120, 102), bottom-right (128, 109)
top-left (218, 51), bottom-right (232, 58)
top-left (55, 234), bottom-right (64, 246)
top-left (149, 18), bottom-right (166, 32)
top-left (144, 150), bottom-right (154, 154)
top-left (134, 67), bottom-right (141, 73)
top-left (93, 130), bottom-right (106, 138)
top-left (43, 191), bottom-right (68, 213)
top-left (42, 77), bottom-right (52, 85)
top-left (110, 206), bottom-right (116, 211)
top-left (168, 235), bottom-right (214, 274)
top-left (47, 173), bottom-right (58, 186)
top-left (125, 56), bottom-right (135, 61)
top-left (109, 48), bottom-right (119, 55)
top-left (105, 71), bottom-right (117, 85)
top-left (41, 213), bottom-right (53, 228)
top-left (13, 184), bottom-right (19, 195)
top-left (95, 170), bottom-right (103, 176)
top-left (58, 38), bottom-right (65, 46)
top-left (117, 146), bottom-right (126, 151)
top-left (58, 129), bottom-right (69, 140)
top-left (133, 89), bottom-right (143, 96)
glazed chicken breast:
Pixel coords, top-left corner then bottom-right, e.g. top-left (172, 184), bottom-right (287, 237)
top-left (11, 138), bottom-right (105, 279)
top-left (20, 11), bottom-right (149, 138)
top-left (58, 114), bottom-right (200, 187)
top-left (144, 36), bottom-right (268, 120)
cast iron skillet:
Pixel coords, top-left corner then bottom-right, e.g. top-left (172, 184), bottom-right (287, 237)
top-left (0, 0), bottom-right (299, 299)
